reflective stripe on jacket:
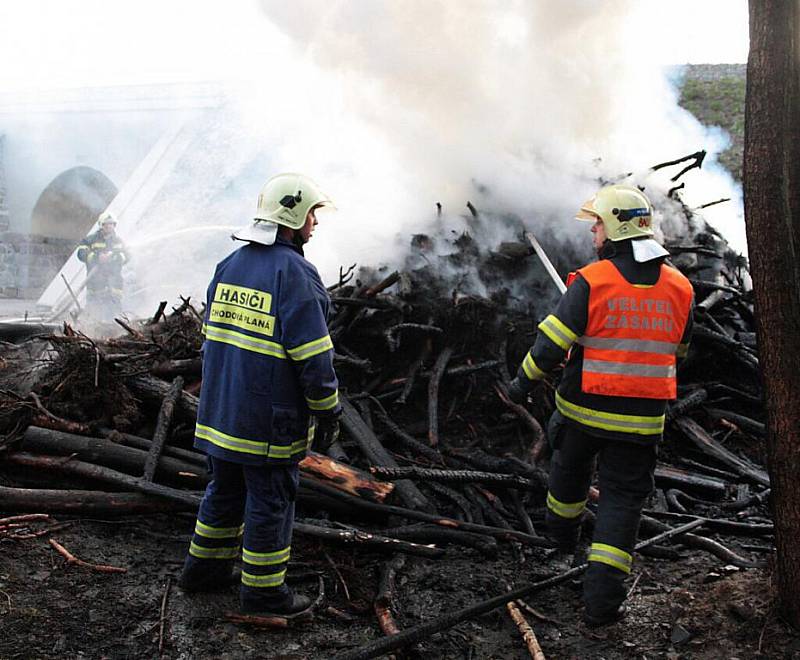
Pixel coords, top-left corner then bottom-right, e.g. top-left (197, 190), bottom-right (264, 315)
top-left (195, 238), bottom-right (339, 466)
top-left (576, 260), bottom-right (693, 400)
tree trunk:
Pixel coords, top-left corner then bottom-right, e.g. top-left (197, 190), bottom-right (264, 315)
top-left (744, 0), bottom-right (800, 627)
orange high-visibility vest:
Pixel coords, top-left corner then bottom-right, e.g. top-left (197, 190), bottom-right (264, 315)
top-left (577, 259), bottom-right (693, 400)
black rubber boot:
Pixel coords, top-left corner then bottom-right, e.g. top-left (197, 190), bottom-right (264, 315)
top-left (240, 591), bottom-right (312, 618)
top-left (583, 604), bottom-right (627, 628)
top-left (177, 559), bottom-right (239, 593)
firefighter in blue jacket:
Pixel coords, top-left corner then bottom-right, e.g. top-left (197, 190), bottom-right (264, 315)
top-left (178, 173), bottom-right (341, 617)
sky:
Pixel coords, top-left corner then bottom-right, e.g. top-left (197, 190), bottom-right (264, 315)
top-left (0, 1), bottom-right (749, 93)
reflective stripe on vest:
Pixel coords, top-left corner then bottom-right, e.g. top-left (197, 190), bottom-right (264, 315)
top-left (538, 314), bottom-right (578, 351)
top-left (306, 390), bottom-right (339, 411)
top-left (195, 422), bottom-right (311, 458)
top-left (577, 337), bottom-right (678, 354)
top-left (522, 352), bottom-right (546, 381)
top-left (582, 359), bottom-right (676, 378)
top-left (203, 323), bottom-right (287, 359)
top-left (556, 391), bottom-right (664, 435)
top-left (286, 334), bottom-right (334, 361)
top-left (577, 260), bottom-right (693, 400)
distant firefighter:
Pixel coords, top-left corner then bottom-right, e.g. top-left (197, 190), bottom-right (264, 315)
top-left (76, 211), bottom-right (129, 322)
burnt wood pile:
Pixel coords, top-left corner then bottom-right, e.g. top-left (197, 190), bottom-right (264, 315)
top-left (0, 172), bottom-right (775, 652)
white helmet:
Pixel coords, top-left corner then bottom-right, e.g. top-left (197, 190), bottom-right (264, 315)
top-left (233, 173), bottom-right (333, 245)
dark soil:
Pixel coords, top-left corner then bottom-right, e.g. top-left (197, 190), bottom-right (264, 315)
top-left (1, 512), bottom-right (797, 659)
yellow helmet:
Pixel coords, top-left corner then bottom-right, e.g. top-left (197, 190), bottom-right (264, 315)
top-left (576, 185), bottom-right (653, 241)
top-left (254, 173), bottom-right (332, 230)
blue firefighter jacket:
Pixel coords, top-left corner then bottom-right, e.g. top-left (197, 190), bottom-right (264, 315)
top-left (194, 236), bottom-right (340, 466)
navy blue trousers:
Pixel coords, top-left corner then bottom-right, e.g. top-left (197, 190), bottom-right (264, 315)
top-left (184, 456), bottom-right (299, 608)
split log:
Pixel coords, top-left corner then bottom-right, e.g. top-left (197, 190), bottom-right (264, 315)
top-left (334, 518), bottom-right (706, 660)
top-left (719, 488), bottom-right (770, 511)
top-left (22, 425), bottom-right (391, 503)
top-left (100, 429), bottom-right (206, 467)
top-left (639, 514), bottom-right (762, 568)
top-left (445, 448), bottom-right (546, 484)
top-left (143, 375), bottom-right (184, 482)
top-left (126, 373), bottom-right (199, 421)
top-left (642, 510), bottom-right (774, 537)
top-left (674, 417), bottom-right (770, 487)
top-left (300, 453), bottom-right (394, 504)
top-left (0, 322), bottom-right (60, 344)
top-left (340, 397), bottom-right (434, 512)
top-left (151, 358), bottom-right (202, 378)
top-left (293, 522), bottom-right (444, 558)
top-left (370, 466), bottom-right (536, 490)
top-left (301, 479), bottom-right (553, 548)
top-left (20, 426), bottom-right (205, 486)
top-left (0, 485), bottom-right (191, 514)
top-left (676, 457), bottom-right (741, 482)
top-left (379, 523), bottom-right (498, 557)
top-left (704, 382), bottom-right (762, 406)
top-left (654, 465), bottom-right (726, 498)
top-left (703, 408), bottom-right (766, 437)
top-left (3, 452), bottom-right (203, 508)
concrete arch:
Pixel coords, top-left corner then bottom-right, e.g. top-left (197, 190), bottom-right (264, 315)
top-left (30, 166), bottom-right (118, 241)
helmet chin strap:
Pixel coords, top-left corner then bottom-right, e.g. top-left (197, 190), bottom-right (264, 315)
top-left (291, 230), bottom-right (306, 254)
top-left (598, 239), bottom-right (618, 260)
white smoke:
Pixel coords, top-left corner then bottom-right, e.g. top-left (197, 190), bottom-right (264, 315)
top-left (247, 0), bottom-right (746, 281)
top-left (16, 0), bottom-right (745, 317)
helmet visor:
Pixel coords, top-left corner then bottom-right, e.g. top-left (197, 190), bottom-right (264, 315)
top-left (575, 197), bottom-right (600, 223)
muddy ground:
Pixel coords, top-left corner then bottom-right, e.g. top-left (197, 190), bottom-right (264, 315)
top-left (2, 507), bottom-right (798, 660)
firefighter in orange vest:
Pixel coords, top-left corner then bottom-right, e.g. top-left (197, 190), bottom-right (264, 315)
top-left (507, 185), bottom-right (694, 627)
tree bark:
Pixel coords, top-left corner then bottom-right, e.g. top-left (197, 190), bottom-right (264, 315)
top-left (0, 485), bottom-right (190, 514)
top-left (745, 0), bottom-right (800, 627)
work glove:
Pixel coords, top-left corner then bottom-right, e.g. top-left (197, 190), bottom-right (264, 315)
top-left (312, 415), bottom-right (340, 452)
top-left (506, 377), bottom-right (530, 405)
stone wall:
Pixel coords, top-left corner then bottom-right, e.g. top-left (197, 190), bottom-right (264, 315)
top-left (0, 232), bottom-right (75, 298)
